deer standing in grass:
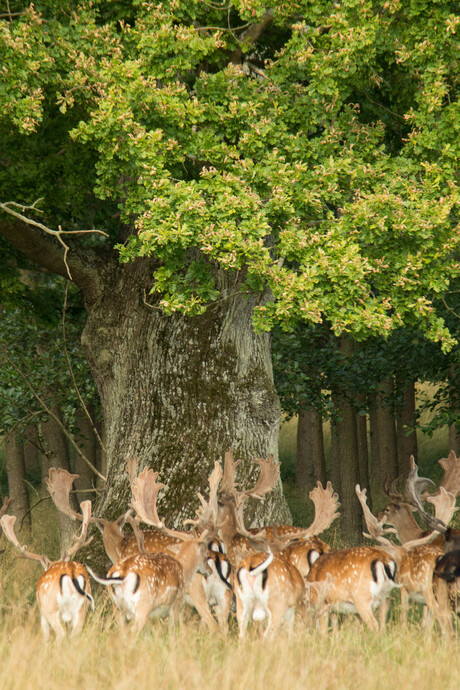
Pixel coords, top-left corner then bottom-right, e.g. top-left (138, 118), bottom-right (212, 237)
top-left (356, 469), bottom-right (458, 635)
top-left (87, 465), bottom-right (210, 632)
top-left (0, 501), bottom-right (94, 639)
top-left (47, 463), bottom-right (233, 633)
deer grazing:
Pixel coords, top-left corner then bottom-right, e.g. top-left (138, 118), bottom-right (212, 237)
top-left (0, 500), bottom-right (94, 639)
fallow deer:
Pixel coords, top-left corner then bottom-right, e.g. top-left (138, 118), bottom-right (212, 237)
top-left (306, 540), bottom-right (398, 632)
top-left (357, 476), bottom-right (457, 634)
top-left (88, 466), bottom-right (209, 631)
top-left (47, 464), bottom-right (233, 633)
top-left (380, 450), bottom-right (460, 547)
top-left (0, 501), bottom-right (94, 639)
top-left (211, 449), bottom-right (339, 568)
top-left (234, 549), bottom-right (306, 638)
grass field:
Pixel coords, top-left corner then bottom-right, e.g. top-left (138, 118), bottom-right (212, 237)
top-left (0, 596), bottom-right (458, 690)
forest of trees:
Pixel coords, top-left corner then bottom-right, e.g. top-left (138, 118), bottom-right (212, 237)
top-left (0, 0), bottom-right (458, 546)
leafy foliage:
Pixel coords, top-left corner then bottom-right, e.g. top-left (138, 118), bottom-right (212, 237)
top-left (0, 1), bottom-right (459, 357)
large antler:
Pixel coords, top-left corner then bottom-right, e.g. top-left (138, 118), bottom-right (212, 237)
top-left (0, 515), bottom-right (50, 570)
top-left (130, 466), bottom-right (197, 540)
top-left (405, 457), bottom-right (456, 534)
top-left (355, 485), bottom-right (397, 547)
top-left (185, 461), bottom-right (223, 530)
top-left (438, 450), bottom-right (460, 496)
top-left (303, 482), bottom-right (340, 537)
top-left (242, 455), bottom-right (280, 500)
top-left (62, 500), bottom-right (94, 560)
top-left (220, 448), bottom-right (241, 496)
top-left (45, 468), bottom-right (83, 522)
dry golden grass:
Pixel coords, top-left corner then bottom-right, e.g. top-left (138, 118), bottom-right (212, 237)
top-left (0, 594), bottom-right (458, 690)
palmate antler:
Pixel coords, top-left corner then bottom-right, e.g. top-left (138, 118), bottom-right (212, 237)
top-left (45, 468), bottom-right (82, 522)
top-left (406, 457), bottom-right (458, 535)
top-left (303, 482), bottom-right (341, 537)
top-left (0, 514), bottom-right (50, 569)
top-left (185, 462), bottom-right (223, 531)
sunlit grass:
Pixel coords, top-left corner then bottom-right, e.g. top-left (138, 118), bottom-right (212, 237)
top-left (0, 596), bottom-right (458, 690)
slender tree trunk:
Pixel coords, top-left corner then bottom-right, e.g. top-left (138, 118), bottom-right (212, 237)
top-left (5, 432), bottom-right (31, 533)
top-left (74, 405), bottom-right (98, 503)
top-left (369, 379), bottom-right (398, 505)
top-left (330, 393), bottom-right (362, 545)
top-left (23, 423), bottom-right (41, 480)
top-left (356, 406), bottom-right (371, 508)
top-left (40, 404), bottom-right (78, 550)
top-left (296, 407), bottom-right (326, 489)
top-left (396, 378), bottom-right (418, 479)
top-left (81, 259), bottom-right (290, 531)
top-left (448, 365), bottom-right (460, 455)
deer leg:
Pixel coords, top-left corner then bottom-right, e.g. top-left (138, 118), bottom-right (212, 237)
top-left (235, 593), bottom-right (250, 639)
top-left (71, 603), bottom-right (87, 635)
top-left (44, 610), bottom-right (66, 640)
top-left (216, 589), bottom-right (232, 634)
top-left (399, 588), bottom-right (410, 628)
top-left (186, 574), bottom-right (219, 632)
top-left (353, 597), bottom-right (379, 632)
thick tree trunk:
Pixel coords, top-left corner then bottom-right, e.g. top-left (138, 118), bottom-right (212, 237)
top-left (81, 259), bottom-right (291, 529)
top-left (295, 407), bottom-right (326, 489)
top-left (369, 379), bottom-right (398, 506)
top-left (0, 222), bottom-right (291, 551)
top-left (74, 405), bottom-right (99, 503)
top-left (396, 379), bottom-right (418, 478)
top-left (5, 432), bottom-right (31, 533)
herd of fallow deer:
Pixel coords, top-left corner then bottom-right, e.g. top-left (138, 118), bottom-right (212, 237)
top-left (0, 449), bottom-right (459, 639)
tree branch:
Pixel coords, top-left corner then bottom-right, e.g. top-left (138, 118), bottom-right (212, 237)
top-left (230, 9), bottom-right (275, 65)
top-left (0, 209), bottom-right (109, 305)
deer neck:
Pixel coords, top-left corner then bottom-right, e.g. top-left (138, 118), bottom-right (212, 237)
top-left (174, 541), bottom-right (206, 585)
top-left (390, 505), bottom-right (425, 543)
top-left (101, 524), bottom-right (125, 564)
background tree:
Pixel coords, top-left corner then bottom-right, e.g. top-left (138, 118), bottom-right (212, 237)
top-left (0, 1), bottom-right (458, 542)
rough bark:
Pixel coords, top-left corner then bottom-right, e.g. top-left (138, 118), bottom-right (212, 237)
top-left (74, 405), bottom-right (99, 503)
top-left (396, 378), bottom-right (418, 478)
top-left (5, 432), bottom-right (31, 533)
top-left (295, 407), bottom-right (326, 489)
top-left (0, 219), bottom-right (291, 542)
top-left (369, 378), bottom-right (398, 506)
top-left (82, 258), bottom-right (289, 528)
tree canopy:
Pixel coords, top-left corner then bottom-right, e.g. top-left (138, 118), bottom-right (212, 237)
top-left (1, 0), bottom-right (458, 345)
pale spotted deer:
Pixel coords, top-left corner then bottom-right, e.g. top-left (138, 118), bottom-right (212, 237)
top-left (234, 550), bottom-right (306, 638)
top-left (47, 464), bottom-right (233, 633)
top-left (306, 543), bottom-right (398, 632)
top-left (0, 501), bottom-right (94, 639)
top-left (357, 477), bottom-right (458, 634)
top-left (88, 465), bottom-right (209, 631)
